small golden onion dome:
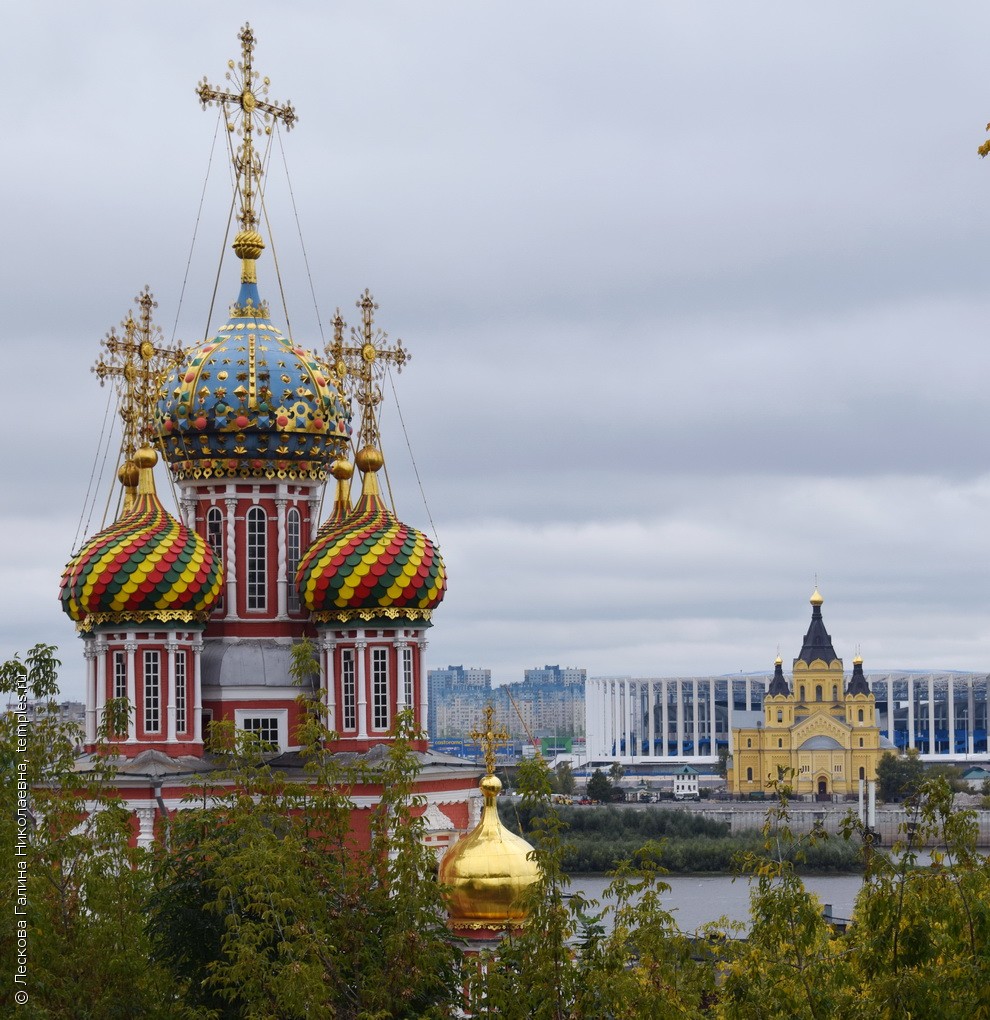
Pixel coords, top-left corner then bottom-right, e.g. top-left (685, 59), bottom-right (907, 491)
top-left (853, 653), bottom-right (863, 666)
top-left (117, 460), bottom-right (140, 489)
top-left (810, 587), bottom-right (824, 606)
top-left (330, 457), bottom-right (354, 480)
top-left (439, 774), bottom-right (540, 929)
top-left (774, 654), bottom-right (783, 666)
top-left (355, 444), bottom-right (384, 473)
top-left (134, 447), bottom-right (158, 470)
top-left (231, 229), bottom-right (265, 261)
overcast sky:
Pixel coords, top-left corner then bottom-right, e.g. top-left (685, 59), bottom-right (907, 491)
top-left (7, 2), bottom-right (990, 700)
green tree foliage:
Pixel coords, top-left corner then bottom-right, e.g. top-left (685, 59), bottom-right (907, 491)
top-left (876, 748), bottom-right (926, 802)
top-left (716, 776), bottom-right (990, 1020)
top-left (554, 760), bottom-right (576, 796)
top-left (838, 778), bottom-right (990, 1019)
top-left (7, 645), bottom-right (990, 1018)
top-left (147, 698), bottom-right (461, 1017)
top-left (462, 755), bottom-right (718, 1019)
top-left (586, 768), bottom-right (612, 803)
top-left (0, 645), bottom-right (181, 1018)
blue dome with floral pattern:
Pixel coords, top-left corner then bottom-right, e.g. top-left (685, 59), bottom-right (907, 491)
top-left (157, 232), bottom-right (351, 482)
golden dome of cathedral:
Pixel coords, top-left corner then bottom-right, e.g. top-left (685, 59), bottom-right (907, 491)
top-left (440, 773), bottom-right (540, 930)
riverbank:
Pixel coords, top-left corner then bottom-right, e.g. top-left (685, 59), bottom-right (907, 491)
top-left (503, 802), bottom-right (865, 873)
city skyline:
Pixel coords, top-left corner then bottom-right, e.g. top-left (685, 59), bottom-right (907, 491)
top-left (7, 4), bottom-right (990, 701)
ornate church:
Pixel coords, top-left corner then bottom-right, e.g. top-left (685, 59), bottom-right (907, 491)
top-left (727, 589), bottom-right (888, 798)
top-left (58, 24), bottom-right (481, 850)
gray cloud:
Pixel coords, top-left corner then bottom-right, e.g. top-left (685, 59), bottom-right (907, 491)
top-left (6, 2), bottom-right (990, 700)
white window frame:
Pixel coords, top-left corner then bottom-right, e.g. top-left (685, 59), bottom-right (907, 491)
top-left (402, 646), bottom-right (414, 710)
top-left (113, 650), bottom-right (126, 701)
top-left (144, 650), bottom-right (161, 734)
top-left (286, 507), bottom-right (301, 613)
top-left (341, 649), bottom-right (356, 731)
top-left (372, 647), bottom-right (389, 731)
top-left (246, 506), bottom-right (267, 611)
top-left (234, 708), bottom-right (288, 752)
top-left (175, 650), bottom-right (187, 734)
top-left (207, 506), bottom-right (224, 611)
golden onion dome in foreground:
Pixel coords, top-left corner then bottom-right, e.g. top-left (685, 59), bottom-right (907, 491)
top-left (810, 587), bottom-right (824, 607)
top-left (439, 774), bottom-right (540, 929)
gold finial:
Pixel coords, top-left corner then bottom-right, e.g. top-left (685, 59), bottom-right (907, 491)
top-left (469, 705), bottom-right (510, 777)
top-left (326, 290), bottom-right (410, 466)
top-left (810, 586), bottom-right (823, 606)
top-left (196, 23), bottom-right (297, 240)
top-left (93, 288), bottom-right (185, 475)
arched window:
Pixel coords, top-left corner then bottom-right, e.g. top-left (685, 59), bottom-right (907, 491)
top-left (286, 507), bottom-right (301, 612)
top-left (746, 738), bottom-right (752, 748)
top-left (832, 685), bottom-right (838, 700)
top-left (247, 506), bottom-right (267, 611)
top-left (859, 766), bottom-right (865, 780)
top-left (746, 767), bottom-right (753, 782)
top-left (207, 506), bottom-right (224, 611)
top-left (815, 685), bottom-right (823, 702)
top-left (776, 709), bottom-right (783, 722)
top-left (800, 686), bottom-right (806, 702)
top-left (858, 708), bottom-right (864, 722)
top-left (859, 737), bottom-right (864, 747)
top-left (777, 737), bottom-right (783, 748)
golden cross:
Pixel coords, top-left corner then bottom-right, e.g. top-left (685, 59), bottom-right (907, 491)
top-left (469, 705), bottom-right (510, 777)
top-left (196, 23), bottom-right (298, 233)
top-left (326, 289), bottom-right (410, 453)
top-left (93, 288), bottom-right (186, 464)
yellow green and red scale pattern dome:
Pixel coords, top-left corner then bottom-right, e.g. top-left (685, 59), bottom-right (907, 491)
top-left (60, 494), bottom-right (222, 628)
top-left (296, 492), bottom-right (445, 616)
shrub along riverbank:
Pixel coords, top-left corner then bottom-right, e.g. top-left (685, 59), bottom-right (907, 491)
top-left (501, 802), bottom-right (863, 874)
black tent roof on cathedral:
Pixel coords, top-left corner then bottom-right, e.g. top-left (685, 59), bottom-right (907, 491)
top-left (795, 589), bottom-right (839, 665)
top-left (767, 657), bottom-right (790, 696)
top-left (846, 657), bottom-right (870, 696)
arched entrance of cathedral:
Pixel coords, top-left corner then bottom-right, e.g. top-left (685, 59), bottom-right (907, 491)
top-left (816, 776), bottom-right (830, 801)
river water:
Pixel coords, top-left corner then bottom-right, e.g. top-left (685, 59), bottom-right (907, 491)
top-left (568, 872), bottom-right (863, 932)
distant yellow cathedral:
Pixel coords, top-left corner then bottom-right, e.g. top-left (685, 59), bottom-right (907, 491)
top-left (728, 589), bottom-right (884, 798)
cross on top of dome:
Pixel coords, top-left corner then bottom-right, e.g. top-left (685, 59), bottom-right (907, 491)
top-left (328, 289), bottom-right (411, 456)
top-left (196, 22), bottom-right (298, 234)
top-left (469, 705), bottom-right (510, 777)
top-left (93, 287), bottom-right (185, 466)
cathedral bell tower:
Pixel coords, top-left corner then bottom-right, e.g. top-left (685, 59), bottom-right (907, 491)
top-left (155, 26), bottom-right (351, 750)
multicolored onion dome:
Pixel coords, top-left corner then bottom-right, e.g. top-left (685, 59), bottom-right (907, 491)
top-left (440, 774), bottom-right (540, 930)
top-left (295, 447), bottom-right (445, 623)
top-left (60, 448), bottom-right (223, 632)
top-left (157, 232), bottom-right (351, 482)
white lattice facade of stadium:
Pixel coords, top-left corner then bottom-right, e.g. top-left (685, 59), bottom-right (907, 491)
top-left (585, 672), bottom-right (990, 766)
